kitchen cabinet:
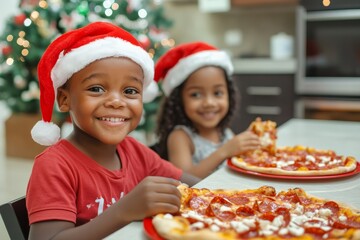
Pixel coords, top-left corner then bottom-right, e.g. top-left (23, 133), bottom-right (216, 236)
top-left (230, 74), bottom-right (295, 133)
top-left (232, 0), bottom-right (298, 7)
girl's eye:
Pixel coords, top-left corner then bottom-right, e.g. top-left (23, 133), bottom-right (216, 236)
top-left (215, 90), bottom-right (224, 97)
top-left (124, 88), bottom-right (139, 95)
top-left (190, 92), bottom-right (201, 98)
top-left (88, 86), bottom-right (104, 93)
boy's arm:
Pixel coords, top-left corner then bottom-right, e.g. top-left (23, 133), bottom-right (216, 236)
top-left (29, 176), bottom-right (182, 240)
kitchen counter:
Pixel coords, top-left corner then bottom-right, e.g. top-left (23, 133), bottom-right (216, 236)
top-left (105, 118), bottom-right (360, 240)
top-left (232, 58), bottom-right (297, 74)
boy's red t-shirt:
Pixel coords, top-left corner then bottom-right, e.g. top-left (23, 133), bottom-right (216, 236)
top-left (26, 137), bottom-right (182, 225)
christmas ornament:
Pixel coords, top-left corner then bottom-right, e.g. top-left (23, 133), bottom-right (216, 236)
top-left (127, 0), bottom-right (143, 12)
top-left (21, 81), bottom-right (40, 101)
top-left (77, 1), bottom-right (90, 16)
top-left (59, 11), bottom-right (86, 31)
top-left (149, 26), bottom-right (169, 42)
top-left (115, 15), bottom-right (148, 30)
top-left (14, 75), bottom-right (27, 89)
top-left (14, 14), bottom-right (27, 26)
top-left (48, 0), bottom-right (63, 12)
top-left (1, 45), bottom-right (12, 56)
top-left (19, 0), bottom-right (39, 11)
top-left (138, 34), bottom-right (151, 49)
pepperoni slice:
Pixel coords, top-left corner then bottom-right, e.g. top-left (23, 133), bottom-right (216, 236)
top-left (189, 196), bottom-right (208, 210)
top-left (227, 194), bottom-right (250, 205)
top-left (260, 212), bottom-right (276, 221)
top-left (252, 200), bottom-right (260, 212)
top-left (210, 196), bottom-right (232, 206)
top-left (216, 210), bottom-right (236, 222)
top-left (305, 227), bottom-right (327, 236)
top-left (323, 201), bottom-right (340, 214)
top-left (282, 191), bottom-right (301, 204)
top-left (333, 216), bottom-right (360, 229)
top-left (276, 207), bottom-right (291, 226)
top-left (205, 196), bottom-right (236, 221)
top-left (258, 198), bottom-right (279, 213)
top-left (236, 205), bottom-right (255, 217)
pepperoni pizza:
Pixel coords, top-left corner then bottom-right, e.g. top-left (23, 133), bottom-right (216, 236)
top-left (152, 184), bottom-right (360, 240)
top-left (231, 118), bottom-right (358, 176)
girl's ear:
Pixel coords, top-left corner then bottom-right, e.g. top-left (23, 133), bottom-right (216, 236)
top-left (57, 88), bottom-right (70, 112)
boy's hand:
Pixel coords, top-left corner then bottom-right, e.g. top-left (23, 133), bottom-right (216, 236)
top-left (118, 176), bottom-right (181, 222)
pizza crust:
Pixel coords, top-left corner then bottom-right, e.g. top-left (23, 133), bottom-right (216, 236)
top-left (153, 214), bottom-right (235, 240)
top-left (231, 156), bottom-right (357, 176)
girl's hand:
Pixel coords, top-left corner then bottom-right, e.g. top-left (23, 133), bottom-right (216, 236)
top-left (118, 176), bottom-right (181, 222)
top-left (222, 131), bottom-right (260, 158)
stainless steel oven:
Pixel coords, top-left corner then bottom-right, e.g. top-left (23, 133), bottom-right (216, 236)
top-left (295, 2), bottom-right (360, 122)
top-left (296, 97), bottom-right (360, 121)
top-left (296, 5), bottom-right (360, 96)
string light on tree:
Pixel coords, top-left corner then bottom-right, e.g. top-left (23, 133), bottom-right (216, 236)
top-left (323, 0), bottom-right (330, 7)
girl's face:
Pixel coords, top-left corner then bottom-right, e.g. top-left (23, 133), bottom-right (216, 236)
top-left (57, 57), bottom-right (144, 145)
top-left (181, 66), bottom-right (229, 132)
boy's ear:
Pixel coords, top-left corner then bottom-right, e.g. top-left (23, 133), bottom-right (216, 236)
top-left (57, 88), bottom-right (70, 112)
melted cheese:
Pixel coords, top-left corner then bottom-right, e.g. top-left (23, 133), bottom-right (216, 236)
top-left (260, 132), bottom-right (272, 147)
top-left (230, 221), bottom-right (250, 233)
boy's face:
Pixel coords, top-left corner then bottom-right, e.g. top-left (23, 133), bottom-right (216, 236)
top-left (57, 57), bottom-right (144, 145)
top-left (181, 66), bottom-right (229, 133)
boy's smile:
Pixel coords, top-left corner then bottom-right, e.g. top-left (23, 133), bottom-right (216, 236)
top-left (57, 57), bottom-right (144, 146)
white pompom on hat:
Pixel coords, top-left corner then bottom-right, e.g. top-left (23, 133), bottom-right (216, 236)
top-left (31, 21), bottom-right (157, 146)
top-left (154, 41), bottom-right (233, 96)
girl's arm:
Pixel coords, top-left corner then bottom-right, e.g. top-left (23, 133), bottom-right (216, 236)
top-left (167, 129), bottom-right (260, 179)
top-left (180, 171), bottom-right (201, 186)
top-left (28, 176), bottom-right (181, 240)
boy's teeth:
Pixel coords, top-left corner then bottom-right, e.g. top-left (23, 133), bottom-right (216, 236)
top-left (100, 117), bottom-right (125, 122)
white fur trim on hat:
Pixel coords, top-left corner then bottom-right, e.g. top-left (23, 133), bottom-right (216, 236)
top-left (143, 80), bottom-right (159, 103)
top-left (31, 120), bottom-right (61, 146)
top-left (162, 50), bottom-right (233, 96)
top-left (51, 37), bottom-right (154, 90)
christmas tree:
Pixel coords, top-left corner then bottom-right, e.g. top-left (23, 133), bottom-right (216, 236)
top-left (0, 0), bottom-right (174, 137)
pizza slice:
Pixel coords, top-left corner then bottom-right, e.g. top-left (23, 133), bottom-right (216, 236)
top-left (231, 145), bottom-right (358, 176)
top-left (248, 117), bottom-right (277, 154)
top-left (151, 184), bottom-right (360, 240)
top-left (232, 118), bottom-right (358, 177)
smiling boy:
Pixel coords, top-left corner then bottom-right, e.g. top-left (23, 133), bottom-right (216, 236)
top-left (26, 22), bottom-right (199, 240)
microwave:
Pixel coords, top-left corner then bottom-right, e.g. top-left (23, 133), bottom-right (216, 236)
top-left (296, 6), bottom-right (360, 96)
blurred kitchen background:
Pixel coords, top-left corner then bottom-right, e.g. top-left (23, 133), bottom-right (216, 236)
top-left (1, 0), bottom-right (360, 238)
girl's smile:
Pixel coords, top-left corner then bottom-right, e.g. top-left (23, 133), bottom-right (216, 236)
top-left (181, 66), bottom-right (229, 133)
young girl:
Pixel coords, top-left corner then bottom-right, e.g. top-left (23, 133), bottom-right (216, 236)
top-left (154, 42), bottom-right (260, 179)
top-left (26, 22), bottom-right (199, 240)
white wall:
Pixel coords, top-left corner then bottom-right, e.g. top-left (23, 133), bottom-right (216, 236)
top-left (0, 0), bottom-right (18, 33)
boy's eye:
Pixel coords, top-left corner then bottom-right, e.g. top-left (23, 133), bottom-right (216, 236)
top-left (88, 86), bottom-right (104, 93)
top-left (124, 88), bottom-right (139, 95)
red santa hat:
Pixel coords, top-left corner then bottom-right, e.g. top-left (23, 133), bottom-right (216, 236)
top-left (31, 21), bottom-right (157, 146)
top-left (154, 41), bottom-right (233, 96)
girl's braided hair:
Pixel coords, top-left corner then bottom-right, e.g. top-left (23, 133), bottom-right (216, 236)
top-left (154, 69), bottom-right (239, 159)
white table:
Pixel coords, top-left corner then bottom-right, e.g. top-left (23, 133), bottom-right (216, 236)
top-left (105, 119), bottom-right (360, 239)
